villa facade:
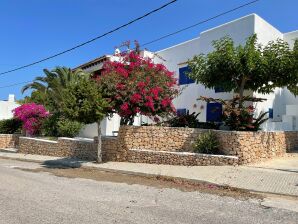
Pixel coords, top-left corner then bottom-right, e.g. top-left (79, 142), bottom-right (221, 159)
top-left (76, 13), bottom-right (298, 137)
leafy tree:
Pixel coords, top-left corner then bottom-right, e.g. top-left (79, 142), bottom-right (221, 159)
top-left (97, 51), bottom-right (178, 125)
top-left (188, 34), bottom-right (298, 105)
top-left (18, 90), bottom-right (47, 105)
top-left (60, 76), bottom-right (110, 162)
top-left (22, 67), bottom-right (86, 112)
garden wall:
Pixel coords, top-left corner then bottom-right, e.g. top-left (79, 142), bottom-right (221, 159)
top-left (102, 126), bottom-right (238, 166)
top-left (5, 126), bottom-right (298, 166)
top-left (109, 126), bottom-right (298, 165)
top-left (0, 134), bottom-right (20, 148)
top-left (18, 137), bottom-right (97, 160)
top-left (17, 136), bottom-right (117, 161)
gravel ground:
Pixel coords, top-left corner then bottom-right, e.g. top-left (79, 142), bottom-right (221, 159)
top-left (0, 158), bottom-right (297, 224)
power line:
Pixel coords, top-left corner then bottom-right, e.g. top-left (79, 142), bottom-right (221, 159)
top-left (0, 0), bottom-right (178, 76)
top-left (0, 0), bottom-right (260, 90)
top-left (141, 0), bottom-right (260, 47)
top-left (0, 81), bottom-right (31, 89)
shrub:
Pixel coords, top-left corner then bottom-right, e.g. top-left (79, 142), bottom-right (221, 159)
top-left (57, 119), bottom-right (83, 138)
top-left (200, 96), bottom-right (269, 131)
top-left (0, 118), bottom-right (22, 134)
top-left (41, 114), bottom-right (60, 137)
top-left (97, 49), bottom-right (178, 125)
top-left (164, 112), bottom-right (200, 128)
top-left (197, 122), bottom-right (220, 130)
top-left (193, 131), bottom-right (220, 154)
top-left (13, 103), bottom-right (49, 136)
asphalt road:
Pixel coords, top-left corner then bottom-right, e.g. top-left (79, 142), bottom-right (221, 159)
top-left (0, 158), bottom-right (297, 224)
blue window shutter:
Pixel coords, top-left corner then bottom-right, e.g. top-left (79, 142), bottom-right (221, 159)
top-left (179, 66), bottom-right (194, 85)
top-left (177, 108), bottom-right (188, 116)
top-left (268, 108), bottom-right (273, 119)
top-left (206, 103), bottom-right (222, 122)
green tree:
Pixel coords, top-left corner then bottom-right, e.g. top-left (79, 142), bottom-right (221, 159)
top-left (188, 34), bottom-right (298, 106)
top-left (97, 51), bottom-right (178, 125)
top-left (18, 90), bottom-right (47, 105)
top-left (60, 76), bottom-right (110, 163)
top-left (22, 67), bottom-right (86, 112)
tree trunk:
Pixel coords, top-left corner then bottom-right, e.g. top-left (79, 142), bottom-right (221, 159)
top-left (97, 121), bottom-right (102, 163)
top-left (238, 77), bottom-right (246, 108)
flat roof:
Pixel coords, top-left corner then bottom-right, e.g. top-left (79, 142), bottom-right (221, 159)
top-left (74, 55), bottom-right (112, 70)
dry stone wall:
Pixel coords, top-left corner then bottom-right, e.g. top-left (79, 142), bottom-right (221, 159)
top-left (216, 131), bottom-right (298, 164)
top-left (0, 134), bottom-right (19, 148)
top-left (18, 137), bottom-right (98, 161)
top-left (3, 126), bottom-right (297, 166)
top-left (113, 126), bottom-right (298, 165)
top-left (127, 149), bottom-right (238, 166)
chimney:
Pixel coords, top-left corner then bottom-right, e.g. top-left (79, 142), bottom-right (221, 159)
top-left (8, 94), bottom-right (15, 102)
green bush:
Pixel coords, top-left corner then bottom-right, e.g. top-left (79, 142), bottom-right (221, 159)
top-left (197, 122), bottom-right (220, 130)
top-left (0, 118), bottom-right (22, 134)
top-left (164, 112), bottom-right (201, 128)
top-left (57, 119), bottom-right (83, 138)
top-left (42, 114), bottom-right (60, 137)
top-left (193, 131), bottom-right (220, 154)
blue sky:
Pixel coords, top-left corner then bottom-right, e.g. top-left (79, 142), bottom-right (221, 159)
top-left (0, 0), bottom-right (297, 100)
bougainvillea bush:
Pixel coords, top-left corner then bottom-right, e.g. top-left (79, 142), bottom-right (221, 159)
top-left (13, 103), bottom-right (49, 136)
top-left (97, 51), bottom-right (178, 125)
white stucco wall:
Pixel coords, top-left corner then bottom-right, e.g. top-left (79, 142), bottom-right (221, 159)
top-left (153, 14), bottom-right (297, 125)
top-left (284, 30), bottom-right (298, 48)
top-left (77, 13), bottom-right (297, 132)
top-left (0, 95), bottom-right (19, 120)
top-left (154, 14), bottom-right (264, 122)
top-left (253, 20), bottom-right (298, 123)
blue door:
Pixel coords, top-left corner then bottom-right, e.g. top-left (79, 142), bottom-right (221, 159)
top-left (206, 103), bottom-right (222, 122)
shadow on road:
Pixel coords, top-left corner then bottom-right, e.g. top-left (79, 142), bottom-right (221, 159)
top-left (41, 158), bottom-right (87, 169)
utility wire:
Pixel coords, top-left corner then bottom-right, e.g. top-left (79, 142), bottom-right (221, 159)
top-left (0, 0), bottom-right (178, 76)
top-left (141, 0), bottom-right (260, 47)
top-left (0, 81), bottom-right (31, 89)
top-left (0, 0), bottom-right (260, 89)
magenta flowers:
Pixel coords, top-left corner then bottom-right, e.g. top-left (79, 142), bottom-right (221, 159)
top-left (96, 50), bottom-right (178, 125)
top-left (13, 103), bottom-right (49, 136)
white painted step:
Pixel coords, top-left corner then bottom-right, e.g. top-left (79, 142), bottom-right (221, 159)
top-left (0, 148), bottom-right (18, 153)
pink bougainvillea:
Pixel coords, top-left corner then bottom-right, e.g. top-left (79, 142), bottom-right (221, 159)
top-left (13, 103), bottom-right (49, 136)
top-left (96, 49), bottom-right (178, 125)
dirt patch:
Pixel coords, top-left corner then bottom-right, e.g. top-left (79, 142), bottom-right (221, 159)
top-left (18, 166), bottom-right (262, 200)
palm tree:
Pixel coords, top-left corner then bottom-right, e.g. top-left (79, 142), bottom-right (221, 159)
top-left (22, 67), bottom-right (87, 111)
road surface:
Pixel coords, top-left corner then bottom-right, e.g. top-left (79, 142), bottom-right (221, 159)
top-left (0, 158), bottom-right (297, 224)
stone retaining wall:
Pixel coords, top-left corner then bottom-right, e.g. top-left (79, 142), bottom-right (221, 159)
top-left (0, 134), bottom-right (20, 148)
top-left (216, 131), bottom-right (298, 164)
top-left (18, 137), bottom-right (98, 161)
top-left (127, 149), bottom-right (238, 166)
top-left (112, 126), bottom-right (298, 165)
top-left (6, 125), bottom-right (298, 166)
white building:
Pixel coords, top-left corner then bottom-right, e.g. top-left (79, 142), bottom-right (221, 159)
top-left (76, 13), bottom-right (298, 137)
top-left (0, 94), bottom-right (19, 120)
top-left (153, 13), bottom-right (298, 131)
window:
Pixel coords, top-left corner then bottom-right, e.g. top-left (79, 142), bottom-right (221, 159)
top-left (176, 108), bottom-right (188, 116)
top-left (268, 108), bottom-right (273, 119)
top-left (179, 66), bottom-right (194, 85)
top-left (214, 86), bottom-right (225, 93)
